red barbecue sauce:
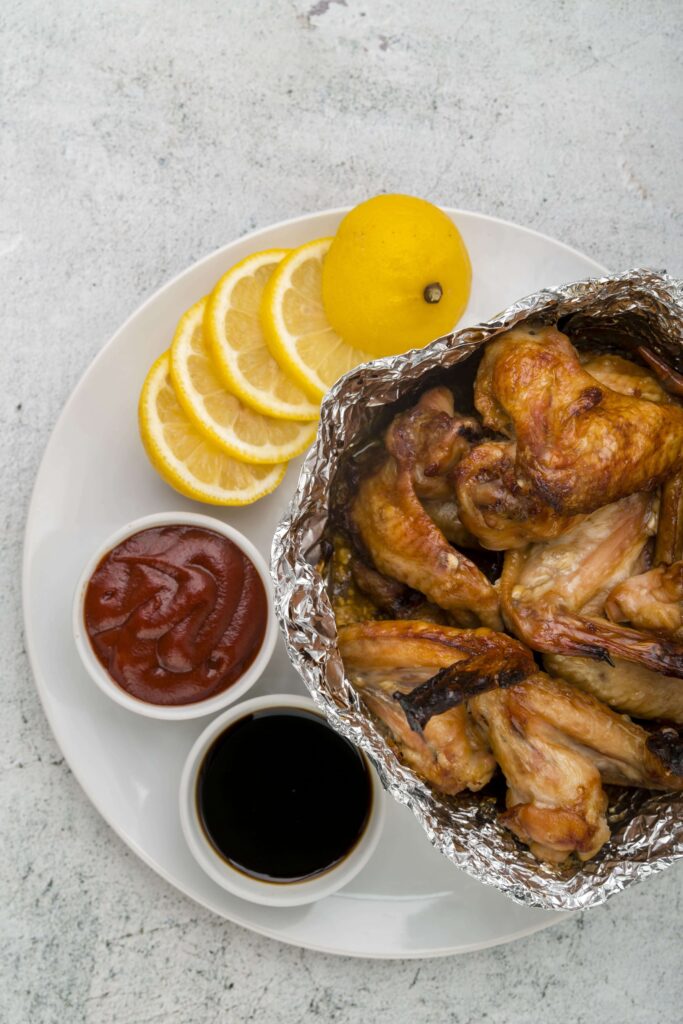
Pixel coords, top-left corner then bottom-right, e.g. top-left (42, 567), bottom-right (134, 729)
top-left (83, 525), bottom-right (267, 706)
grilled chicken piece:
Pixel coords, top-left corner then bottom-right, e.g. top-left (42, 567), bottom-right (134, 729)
top-left (340, 620), bottom-right (683, 863)
top-left (606, 562), bottom-right (683, 640)
top-left (474, 325), bottom-right (683, 515)
top-left (500, 493), bottom-right (683, 676)
top-left (327, 531), bottom-right (447, 626)
top-left (392, 633), bottom-right (537, 730)
top-left (581, 352), bottom-right (671, 404)
top-left (351, 390), bottom-right (502, 629)
top-left (455, 440), bottom-right (582, 550)
top-left (338, 620), bottom-right (497, 794)
top-left (582, 352), bottom-right (683, 564)
top-left (352, 458), bottom-right (501, 628)
top-left (544, 652), bottom-right (683, 724)
top-left (388, 386), bottom-right (482, 500)
top-left (419, 497), bottom-right (478, 547)
top-left (456, 350), bottom-right (676, 552)
top-left (472, 673), bottom-right (683, 863)
top-left (474, 688), bottom-right (609, 862)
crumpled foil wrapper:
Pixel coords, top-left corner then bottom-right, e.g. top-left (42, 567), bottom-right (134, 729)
top-left (271, 268), bottom-right (683, 912)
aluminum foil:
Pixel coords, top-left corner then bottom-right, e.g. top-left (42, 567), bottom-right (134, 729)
top-left (271, 268), bottom-right (683, 912)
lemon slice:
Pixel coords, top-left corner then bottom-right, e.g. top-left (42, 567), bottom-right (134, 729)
top-left (205, 250), bottom-right (319, 421)
top-left (170, 299), bottom-right (317, 465)
top-left (261, 238), bottom-right (372, 402)
top-left (139, 352), bottom-right (286, 505)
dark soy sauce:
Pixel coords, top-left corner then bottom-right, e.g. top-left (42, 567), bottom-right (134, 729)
top-left (196, 709), bottom-right (372, 883)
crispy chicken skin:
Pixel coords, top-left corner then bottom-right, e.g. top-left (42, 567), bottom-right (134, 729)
top-left (473, 672), bottom-right (683, 863)
top-left (455, 440), bottom-right (582, 550)
top-left (582, 352), bottom-right (683, 564)
top-left (544, 653), bottom-right (683, 724)
top-left (472, 680), bottom-right (609, 862)
top-left (474, 325), bottom-right (683, 515)
top-left (387, 386), bottom-right (482, 500)
top-left (351, 389), bottom-right (502, 629)
top-left (455, 350), bottom-right (676, 552)
top-left (338, 620), bottom-right (497, 794)
top-left (338, 619), bottom-right (527, 699)
top-left (391, 632), bottom-right (537, 728)
top-left (606, 561), bottom-right (683, 640)
top-left (479, 672), bottom-right (683, 790)
top-left (500, 493), bottom-right (683, 675)
top-left (581, 352), bottom-right (671, 405)
top-left (339, 621), bottom-right (683, 863)
top-left (339, 619), bottom-right (470, 678)
top-left (352, 458), bottom-right (500, 628)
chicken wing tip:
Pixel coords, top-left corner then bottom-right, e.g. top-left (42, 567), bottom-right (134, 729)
top-left (646, 728), bottom-right (683, 778)
top-left (394, 660), bottom-right (532, 733)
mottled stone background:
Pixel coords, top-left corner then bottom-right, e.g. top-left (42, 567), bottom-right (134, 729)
top-left (2, 1), bottom-right (682, 1021)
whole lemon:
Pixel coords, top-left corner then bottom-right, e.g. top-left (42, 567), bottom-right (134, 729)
top-left (321, 194), bottom-right (471, 358)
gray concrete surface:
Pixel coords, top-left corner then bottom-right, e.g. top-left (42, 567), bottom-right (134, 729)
top-left (2, 1), bottom-right (682, 1021)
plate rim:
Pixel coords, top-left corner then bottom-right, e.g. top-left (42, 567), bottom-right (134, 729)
top-left (22, 207), bottom-right (606, 957)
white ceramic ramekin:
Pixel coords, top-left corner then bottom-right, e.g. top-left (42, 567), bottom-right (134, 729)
top-left (73, 510), bottom-right (277, 720)
top-left (179, 693), bottom-right (386, 906)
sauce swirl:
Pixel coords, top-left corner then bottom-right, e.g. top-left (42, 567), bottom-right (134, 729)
top-left (83, 525), bottom-right (267, 705)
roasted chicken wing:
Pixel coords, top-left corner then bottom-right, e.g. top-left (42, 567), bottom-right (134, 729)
top-left (386, 386), bottom-right (482, 499)
top-left (455, 440), bottom-right (581, 550)
top-left (331, 327), bottom-right (683, 868)
top-left (581, 352), bottom-right (671, 405)
top-left (500, 493), bottom-right (683, 675)
top-left (338, 620), bottom-right (498, 794)
top-left (340, 620), bottom-right (683, 863)
top-left (472, 672), bottom-right (683, 863)
top-left (582, 352), bottom-right (683, 564)
top-left (606, 561), bottom-right (683, 640)
top-left (475, 325), bottom-right (683, 514)
top-left (351, 389), bottom-right (502, 629)
top-left (544, 652), bottom-right (683, 724)
top-left (391, 630), bottom-right (537, 729)
top-left (455, 350), bottom-right (678, 552)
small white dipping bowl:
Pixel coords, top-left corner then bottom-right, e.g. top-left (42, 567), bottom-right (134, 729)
top-left (73, 510), bottom-right (277, 721)
top-left (179, 693), bottom-right (386, 906)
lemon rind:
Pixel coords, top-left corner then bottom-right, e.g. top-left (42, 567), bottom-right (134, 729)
top-left (261, 237), bottom-right (338, 402)
top-left (206, 249), bottom-right (320, 422)
top-left (170, 300), bottom-right (317, 466)
top-left (139, 352), bottom-right (287, 506)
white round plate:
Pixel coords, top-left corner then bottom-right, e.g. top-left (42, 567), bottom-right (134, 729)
top-left (23, 208), bottom-right (606, 958)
